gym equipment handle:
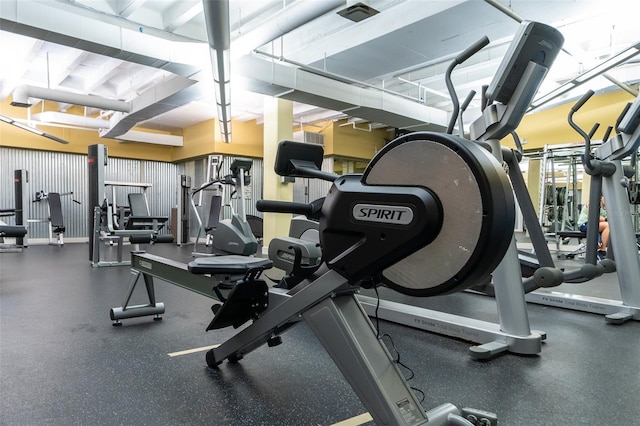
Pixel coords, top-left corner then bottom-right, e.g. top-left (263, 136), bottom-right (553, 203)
top-left (571, 89), bottom-right (594, 112)
top-left (256, 200), bottom-right (313, 216)
top-left (456, 36), bottom-right (490, 64)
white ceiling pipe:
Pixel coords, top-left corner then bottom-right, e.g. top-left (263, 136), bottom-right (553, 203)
top-left (31, 111), bottom-right (110, 129)
top-left (12, 85), bottom-right (131, 112)
top-left (231, 0), bottom-right (345, 60)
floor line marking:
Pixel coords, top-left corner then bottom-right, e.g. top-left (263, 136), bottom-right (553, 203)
top-left (330, 412), bottom-right (373, 426)
top-left (168, 344), bottom-right (219, 357)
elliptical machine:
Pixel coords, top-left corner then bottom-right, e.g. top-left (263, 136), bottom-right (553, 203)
top-left (191, 158), bottom-right (258, 256)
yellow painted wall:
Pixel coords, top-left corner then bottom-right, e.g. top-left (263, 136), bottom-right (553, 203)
top-left (1, 98), bottom-right (264, 162)
top-left (3, 89), bottom-right (634, 164)
top-left (515, 90), bottom-right (635, 150)
top-left (175, 118), bottom-right (263, 161)
top-left (328, 118), bottom-right (387, 160)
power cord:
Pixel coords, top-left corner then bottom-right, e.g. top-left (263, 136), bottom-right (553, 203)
top-left (372, 285), bottom-right (426, 404)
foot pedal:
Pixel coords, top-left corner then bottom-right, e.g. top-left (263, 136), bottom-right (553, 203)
top-left (461, 408), bottom-right (498, 426)
top-left (206, 280), bottom-right (269, 330)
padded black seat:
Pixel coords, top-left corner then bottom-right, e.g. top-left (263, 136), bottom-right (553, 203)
top-left (188, 255), bottom-right (272, 275)
top-left (0, 225), bottom-right (27, 238)
top-left (557, 230), bottom-right (586, 239)
top-left (124, 193), bottom-right (172, 242)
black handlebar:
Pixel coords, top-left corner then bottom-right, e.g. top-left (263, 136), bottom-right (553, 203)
top-left (455, 36), bottom-right (490, 65)
top-left (571, 90), bottom-right (594, 112)
top-left (461, 90), bottom-right (476, 112)
top-left (256, 200), bottom-right (314, 216)
top-left (256, 198), bottom-right (324, 220)
top-left (615, 102), bottom-right (632, 132)
top-left (445, 36), bottom-right (490, 134)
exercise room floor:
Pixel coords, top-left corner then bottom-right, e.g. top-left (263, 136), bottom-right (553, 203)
top-left (1, 242), bottom-right (639, 425)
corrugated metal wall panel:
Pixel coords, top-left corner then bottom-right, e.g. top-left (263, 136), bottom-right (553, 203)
top-left (1, 147), bottom-right (178, 241)
top-left (294, 157), bottom-right (334, 204)
top-left (0, 147), bottom-right (88, 239)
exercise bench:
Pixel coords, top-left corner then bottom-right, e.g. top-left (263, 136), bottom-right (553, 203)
top-left (556, 230), bottom-right (587, 259)
top-left (0, 222), bottom-right (28, 252)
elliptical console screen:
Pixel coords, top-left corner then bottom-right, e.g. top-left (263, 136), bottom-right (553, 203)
top-left (486, 21), bottom-right (564, 105)
top-left (618, 94), bottom-right (640, 134)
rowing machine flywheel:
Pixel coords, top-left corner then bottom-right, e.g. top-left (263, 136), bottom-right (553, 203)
top-left (363, 132), bottom-right (514, 297)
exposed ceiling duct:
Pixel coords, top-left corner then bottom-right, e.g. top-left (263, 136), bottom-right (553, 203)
top-left (115, 130), bottom-right (183, 147)
top-left (99, 74), bottom-right (197, 138)
top-left (231, 0), bottom-right (345, 60)
top-left (11, 85), bottom-right (131, 112)
top-left (236, 54), bottom-right (448, 131)
top-left (30, 111), bottom-right (184, 146)
top-left (31, 111), bottom-right (110, 129)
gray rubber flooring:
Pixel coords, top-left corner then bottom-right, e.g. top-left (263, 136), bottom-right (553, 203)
top-left (1, 242), bottom-right (639, 425)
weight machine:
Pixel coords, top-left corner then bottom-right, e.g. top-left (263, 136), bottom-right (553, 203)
top-left (88, 144), bottom-right (172, 267)
top-left (28, 190), bottom-right (80, 246)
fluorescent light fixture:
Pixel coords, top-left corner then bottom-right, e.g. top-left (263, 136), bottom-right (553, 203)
top-left (531, 42), bottom-right (640, 110)
top-left (13, 121), bottom-right (44, 135)
top-left (0, 114), bottom-right (69, 144)
top-left (573, 44), bottom-right (640, 83)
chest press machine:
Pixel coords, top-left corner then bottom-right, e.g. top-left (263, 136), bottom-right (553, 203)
top-left (111, 128), bottom-right (514, 424)
top-left (88, 144), bottom-right (173, 267)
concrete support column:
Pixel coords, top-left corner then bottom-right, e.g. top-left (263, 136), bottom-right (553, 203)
top-left (526, 158), bottom-right (542, 217)
top-left (262, 97), bottom-right (293, 251)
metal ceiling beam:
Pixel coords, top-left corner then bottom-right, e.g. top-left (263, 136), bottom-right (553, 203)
top-left (231, 0), bottom-right (345, 60)
top-left (117, 0), bottom-right (147, 18)
top-left (164, 1), bottom-right (202, 32)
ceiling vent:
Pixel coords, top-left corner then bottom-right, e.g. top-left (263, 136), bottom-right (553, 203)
top-left (337, 2), bottom-right (379, 22)
top-left (293, 130), bottom-right (325, 146)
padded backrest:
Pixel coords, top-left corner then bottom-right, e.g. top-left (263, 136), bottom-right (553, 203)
top-left (47, 193), bottom-right (64, 228)
top-left (128, 193), bottom-right (150, 217)
top-left (206, 195), bottom-right (222, 230)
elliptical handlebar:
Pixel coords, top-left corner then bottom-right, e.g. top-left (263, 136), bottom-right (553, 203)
top-left (455, 36), bottom-right (490, 65)
top-left (567, 90), bottom-right (598, 174)
top-left (191, 179), bottom-right (222, 196)
top-left (614, 102), bottom-right (632, 132)
top-left (570, 89), bottom-right (594, 113)
top-left (445, 36), bottom-right (490, 134)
